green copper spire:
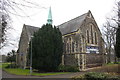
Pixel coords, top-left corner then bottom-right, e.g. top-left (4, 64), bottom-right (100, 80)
top-left (47, 7), bottom-right (53, 24)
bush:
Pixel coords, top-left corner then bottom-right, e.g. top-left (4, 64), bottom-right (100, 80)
top-left (58, 65), bottom-right (79, 72)
top-left (84, 72), bottom-right (108, 80)
top-left (5, 63), bottom-right (19, 68)
top-left (72, 72), bottom-right (120, 80)
top-left (114, 62), bottom-right (120, 64)
top-left (72, 74), bottom-right (85, 80)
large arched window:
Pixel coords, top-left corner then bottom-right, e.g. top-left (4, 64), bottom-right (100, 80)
top-left (67, 43), bottom-right (69, 53)
top-left (86, 30), bottom-right (89, 43)
top-left (69, 37), bottom-right (71, 53)
top-left (75, 41), bottom-right (78, 52)
top-left (63, 43), bottom-right (66, 53)
top-left (72, 42), bottom-right (74, 53)
top-left (90, 25), bottom-right (94, 44)
top-left (95, 32), bottom-right (97, 44)
top-left (70, 43), bottom-right (71, 53)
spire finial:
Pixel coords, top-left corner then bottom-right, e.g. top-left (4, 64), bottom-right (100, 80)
top-left (47, 7), bottom-right (52, 25)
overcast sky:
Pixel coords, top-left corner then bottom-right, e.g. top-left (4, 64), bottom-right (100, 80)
top-left (1, 0), bottom-right (115, 55)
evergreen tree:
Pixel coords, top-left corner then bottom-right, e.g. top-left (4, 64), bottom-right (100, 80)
top-left (115, 26), bottom-right (120, 58)
top-left (6, 50), bottom-right (16, 63)
top-left (115, 1), bottom-right (120, 58)
top-left (29, 24), bottom-right (63, 71)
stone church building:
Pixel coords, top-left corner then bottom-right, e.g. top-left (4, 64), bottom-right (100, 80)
top-left (16, 8), bottom-right (105, 70)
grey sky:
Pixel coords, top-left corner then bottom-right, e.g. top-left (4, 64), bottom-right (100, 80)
top-left (1, 0), bottom-right (115, 55)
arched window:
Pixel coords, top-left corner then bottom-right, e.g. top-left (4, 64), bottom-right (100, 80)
top-left (91, 24), bottom-right (94, 44)
top-left (70, 43), bottom-right (71, 53)
top-left (67, 43), bottom-right (69, 53)
top-left (76, 41), bottom-right (78, 52)
top-left (72, 42), bottom-right (74, 53)
top-left (95, 32), bottom-right (97, 44)
top-left (87, 30), bottom-right (89, 43)
top-left (63, 43), bottom-right (66, 53)
top-left (69, 37), bottom-right (71, 53)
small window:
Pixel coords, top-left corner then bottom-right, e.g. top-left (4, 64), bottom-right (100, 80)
top-left (88, 13), bottom-right (91, 18)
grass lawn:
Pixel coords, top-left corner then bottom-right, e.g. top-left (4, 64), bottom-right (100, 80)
top-left (2, 63), bottom-right (10, 68)
top-left (2, 63), bottom-right (70, 76)
top-left (105, 62), bottom-right (120, 66)
top-left (0, 63), bottom-right (2, 69)
top-left (4, 68), bottom-right (70, 76)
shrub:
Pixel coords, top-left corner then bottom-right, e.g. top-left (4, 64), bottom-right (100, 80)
top-left (114, 62), bottom-right (120, 64)
top-left (72, 74), bottom-right (85, 80)
top-left (72, 72), bottom-right (120, 80)
top-left (58, 65), bottom-right (79, 72)
top-left (5, 63), bottom-right (19, 68)
top-left (84, 72), bottom-right (108, 80)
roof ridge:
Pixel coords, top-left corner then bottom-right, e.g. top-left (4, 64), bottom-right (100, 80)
top-left (24, 24), bottom-right (39, 29)
top-left (23, 24), bottom-right (39, 41)
top-left (58, 12), bottom-right (88, 35)
top-left (58, 12), bottom-right (87, 27)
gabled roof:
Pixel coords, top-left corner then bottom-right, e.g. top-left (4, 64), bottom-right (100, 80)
top-left (23, 24), bottom-right (39, 40)
top-left (58, 12), bottom-right (88, 35)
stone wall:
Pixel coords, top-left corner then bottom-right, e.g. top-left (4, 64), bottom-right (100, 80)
top-left (86, 53), bottom-right (103, 68)
top-left (63, 53), bottom-right (104, 70)
top-left (17, 26), bottom-right (30, 68)
top-left (64, 54), bottom-right (78, 66)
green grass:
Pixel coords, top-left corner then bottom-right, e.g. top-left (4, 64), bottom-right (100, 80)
top-left (2, 63), bottom-right (70, 76)
top-left (4, 68), bottom-right (70, 76)
top-left (4, 68), bottom-right (30, 75)
top-left (0, 62), bottom-right (9, 69)
top-left (32, 72), bottom-right (70, 76)
top-left (0, 63), bottom-right (2, 69)
top-left (2, 63), bottom-right (11, 68)
top-left (4, 68), bottom-right (69, 76)
top-left (106, 62), bottom-right (120, 65)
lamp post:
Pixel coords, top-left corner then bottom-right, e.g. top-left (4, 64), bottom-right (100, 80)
top-left (30, 36), bottom-right (33, 75)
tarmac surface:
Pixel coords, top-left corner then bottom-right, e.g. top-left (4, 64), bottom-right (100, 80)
top-left (2, 66), bottom-right (107, 80)
top-left (1, 69), bottom-right (86, 80)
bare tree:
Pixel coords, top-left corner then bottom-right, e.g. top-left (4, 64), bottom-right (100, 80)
top-left (111, 0), bottom-right (120, 61)
top-left (0, 0), bottom-right (46, 49)
top-left (103, 19), bottom-right (116, 63)
top-left (102, 0), bottom-right (120, 63)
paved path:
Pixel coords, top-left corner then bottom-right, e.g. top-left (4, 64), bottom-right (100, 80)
top-left (1, 66), bottom-right (104, 79)
top-left (2, 69), bottom-right (86, 79)
top-left (0, 69), bottom-right (2, 80)
top-left (2, 67), bottom-right (103, 79)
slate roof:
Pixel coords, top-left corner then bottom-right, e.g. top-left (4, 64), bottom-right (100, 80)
top-left (58, 12), bottom-right (88, 35)
top-left (24, 24), bottom-right (39, 40)
top-left (23, 11), bottom-right (88, 37)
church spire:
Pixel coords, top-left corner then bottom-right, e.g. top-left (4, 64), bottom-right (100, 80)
top-left (47, 7), bottom-right (53, 25)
